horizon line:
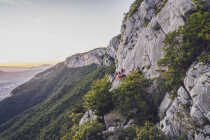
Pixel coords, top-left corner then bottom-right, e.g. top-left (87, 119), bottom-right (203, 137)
top-left (0, 61), bottom-right (58, 67)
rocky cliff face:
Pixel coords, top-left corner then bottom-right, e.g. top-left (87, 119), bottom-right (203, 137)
top-left (116, 0), bottom-right (194, 78)
top-left (160, 63), bottom-right (210, 140)
top-left (64, 34), bottom-right (122, 69)
top-left (106, 35), bottom-right (121, 60)
top-left (65, 48), bottom-right (107, 68)
top-left (76, 0), bottom-right (209, 139)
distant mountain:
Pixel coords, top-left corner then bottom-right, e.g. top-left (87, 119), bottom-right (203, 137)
top-left (0, 65), bottom-right (51, 101)
top-left (0, 65), bottom-right (52, 72)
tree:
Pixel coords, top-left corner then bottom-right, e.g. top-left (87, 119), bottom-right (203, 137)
top-left (158, 10), bottom-right (210, 98)
top-left (124, 0), bottom-right (144, 20)
top-left (112, 72), bottom-right (157, 125)
top-left (69, 120), bottom-right (105, 140)
top-left (136, 121), bottom-right (169, 140)
top-left (83, 76), bottom-right (113, 117)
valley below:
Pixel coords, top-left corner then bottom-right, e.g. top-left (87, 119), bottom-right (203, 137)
top-left (0, 66), bottom-right (51, 101)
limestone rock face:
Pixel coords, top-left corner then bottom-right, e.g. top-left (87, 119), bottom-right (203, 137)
top-left (160, 63), bottom-right (210, 140)
top-left (65, 48), bottom-right (106, 68)
top-left (106, 35), bottom-right (121, 59)
top-left (103, 112), bottom-right (135, 140)
top-left (76, 0), bottom-right (209, 139)
top-left (64, 35), bottom-right (121, 69)
top-left (104, 112), bottom-right (127, 130)
top-left (116, 0), bottom-right (194, 78)
top-left (159, 93), bottom-right (173, 119)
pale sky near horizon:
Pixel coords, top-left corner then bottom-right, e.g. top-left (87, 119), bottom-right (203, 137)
top-left (0, 0), bottom-right (133, 66)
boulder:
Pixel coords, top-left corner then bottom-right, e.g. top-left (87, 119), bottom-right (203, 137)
top-left (79, 110), bottom-right (97, 125)
top-left (104, 112), bottom-right (126, 129)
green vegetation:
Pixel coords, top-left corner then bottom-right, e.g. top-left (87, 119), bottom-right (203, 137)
top-left (62, 120), bottom-right (105, 140)
top-left (0, 63), bottom-right (166, 140)
top-left (158, 9), bottom-right (210, 98)
top-left (112, 72), bottom-right (159, 125)
top-left (83, 76), bottom-right (113, 117)
top-left (198, 53), bottom-right (210, 64)
top-left (0, 62), bottom-right (69, 125)
top-left (104, 121), bottom-right (169, 140)
top-left (65, 71), bottom-right (166, 140)
top-left (136, 122), bottom-right (169, 140)
top-left (144, 18), bottom-right (151, 27)
top-left (152, 22), bottom-right (161, 31)
top-left (124, 0), bottom-right (143, 20)
top-left (105, 62), bottom-right (116, 75)
top-left (0, 64), bottom-right (107, 140)
top-left (66, 119), bottom-right (170, 140)
top-left (69, 104), bottom-right (86, 125)
top-left (192, 0), bottom-right (206, 9)
top-left (117, 127), bottom-right (137, 140)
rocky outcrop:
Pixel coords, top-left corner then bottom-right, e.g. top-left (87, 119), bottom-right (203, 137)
top-left (106, 35), bottom-right (121, 59)
top-left (79, 110), bottom-right (97, 125)
top-left (65, 48), bottom-right (106, 68)
top-left (103, 112), bottom-right (135, 140)
top-left (116, 0), bottom-right (194, 78)
top-left (160, 63), bottom-right (210, 140)
top-left (159, 93), bottom-right (173, 120)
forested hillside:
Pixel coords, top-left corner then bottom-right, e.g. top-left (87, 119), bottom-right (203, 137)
top-left (0, 64), bottom-right (107, 140)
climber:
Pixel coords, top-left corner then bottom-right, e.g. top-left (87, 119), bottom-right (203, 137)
top-left (116, 72), bottom-right (120, 80)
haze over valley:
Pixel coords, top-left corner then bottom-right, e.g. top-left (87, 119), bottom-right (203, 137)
top-left (0, 65), bottom-right (51, 101)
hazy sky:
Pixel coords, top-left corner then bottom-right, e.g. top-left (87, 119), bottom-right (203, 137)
top-left (0, 0), bottom-right (133, 66)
